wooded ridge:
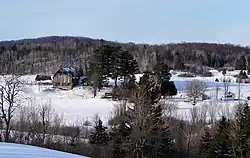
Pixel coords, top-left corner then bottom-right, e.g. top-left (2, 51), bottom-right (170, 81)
top-left (0, 36), bottom-right (249, 74)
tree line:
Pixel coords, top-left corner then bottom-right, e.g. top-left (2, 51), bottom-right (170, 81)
top-left (1, 36), bottom-right (250, 75)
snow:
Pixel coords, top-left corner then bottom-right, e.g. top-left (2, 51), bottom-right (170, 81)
top-left (0, 143), bottom-right (88, 158)
top-left (0, 69), bottom-right (249, 124)
top-left (62, 67), bottom-right (75, 73)
top-left (0, 75), bottom-right (116, 125)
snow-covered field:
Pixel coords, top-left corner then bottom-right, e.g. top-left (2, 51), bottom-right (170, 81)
top-left (1, 69), bottom-right (249, 124)
top-left (19, 76), bottom-right (117, 125)
top-left (0, 143), bottom-right (88, 158)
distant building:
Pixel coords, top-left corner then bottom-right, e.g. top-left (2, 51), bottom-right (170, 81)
top-left (223, 91), bottom-right (236, 101)
top-left (35, 74), bottom-right (52, 81)
top-left (52, 67), bottom-right (85, 90)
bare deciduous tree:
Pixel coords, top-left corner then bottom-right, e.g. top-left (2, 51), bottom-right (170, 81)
top-left (215, 82), bottom-right (220, 100)
top-left (204, 101), bottom-right (219, 125)
top-left (185, 79), bottom-right (207, 105)
top-left (0, 75), bottom-right (23, 142)
top-left (220, 76), bottom-right (231, 96)
top-left (218, 104), bottom-right (233, 119)
top-left (90, 71), bottom-right (99, 98)
top-left (38, 99), bottom-right (52, 145)
top-left (160, 100), bottom-right (178, 124)
top-left (189, 105), bottom-right (207, 127)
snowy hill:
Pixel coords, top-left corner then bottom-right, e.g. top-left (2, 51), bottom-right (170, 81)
top-left (0, 143), bottom-right (88, 158)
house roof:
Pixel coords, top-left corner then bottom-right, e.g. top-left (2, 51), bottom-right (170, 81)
top-left (62, 67), bottom-right (75, 73)
top-left (225, 91), bottom-right (235, 96)
top-left (53, 67), bottom-right (76, 78)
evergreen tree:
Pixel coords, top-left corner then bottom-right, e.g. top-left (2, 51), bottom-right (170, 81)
top-left (200, 129), bottom-right (214, 158)
top-left (173, 55), bottom-right (185, 70)
top-left (101, 45), bottom-right (115, 81)
top-left (126, 74), bottom-right (137, 90)
top-left (110, 121), bottom-right (131, 158)
top-left (247, 56), bottom-right (250, 75)
top-left (119, 50), bottom-right (139, 86)
top-left (89, 119), bottom-right (111, 146)
top-left (239, 70), bottom-right (247, 79)
top-left (138, 72), bottom-right (161, 105)
top-left (233, 104), bottom-right (250, 158)
top-left (109, 45), bottom-right (123, 87)
top-left (160, 80), bottom-right (177, 97)
top-left (213, 116), bottom-right (234, 158)
top-left (89, 119), bottom-right (111, 158)
top-left (125, 72), bottom-right (175, 158)
top-left (88, 44), bottom-right (116, 90)
top-left (153, 62), bottom-right (171, 83)
top-left (144, 104), bottom-right (175, 158)
top-left (235, 55), bottom-right (247, 70)
top-left (107, 46), bottom-right (138, 87)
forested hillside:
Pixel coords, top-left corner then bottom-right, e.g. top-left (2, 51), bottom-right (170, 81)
top-left (0, 36), bottom-right (249, 74)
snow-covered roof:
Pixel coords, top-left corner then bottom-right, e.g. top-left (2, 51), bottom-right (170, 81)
top-left (62, 67), bottom-right (76, 73)
top-left (226, 91), bottom-right (235, 95)
top-left (0, 142), bottom-right (88, 158)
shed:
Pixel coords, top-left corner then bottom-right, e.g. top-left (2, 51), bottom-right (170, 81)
top-left (35, 74), bottom-right (52, 81)
top-left (222, 91), bottom-right (236, 101)
top-left (52, 67), bottom-right (79, 90)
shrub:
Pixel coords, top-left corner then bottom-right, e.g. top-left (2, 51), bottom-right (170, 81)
top-left (161, 81), bottom-right (177, 96)
top-left (200, 71), bottom-right (213, 77)
top-left (178, 73), bottom-right (195, 77)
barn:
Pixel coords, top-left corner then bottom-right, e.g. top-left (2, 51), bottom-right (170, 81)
top-left (52, 67), bottom-right (84, 90)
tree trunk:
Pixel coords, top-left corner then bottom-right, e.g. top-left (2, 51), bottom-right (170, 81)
top-left (193, 97), bottom-right (196, 105)
top-left (94, 86), bottom-right (97, 98)
top-left (5, 122), bottom-right (10, 142)
top-left (114, 77), bottom-right (118, 88)
top-left (42, 117), bottom-right (46, 145)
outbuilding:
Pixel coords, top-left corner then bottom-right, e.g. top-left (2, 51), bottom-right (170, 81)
top-left (52, 67), bottom-right (79, 90)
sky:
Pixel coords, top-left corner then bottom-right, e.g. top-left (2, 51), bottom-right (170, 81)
top-left (0, 0), bottom-right (249, 45)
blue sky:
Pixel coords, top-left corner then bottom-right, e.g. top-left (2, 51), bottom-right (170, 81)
top-left (0, 0), bottom-right (249, 45)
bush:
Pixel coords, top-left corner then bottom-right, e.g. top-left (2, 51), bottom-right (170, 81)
top-left (200, 71), bottom-right (213, 77)
top-left (178, 73), bottom-right (195, 77)
top-left (161, 81), bottom-right (177, 96)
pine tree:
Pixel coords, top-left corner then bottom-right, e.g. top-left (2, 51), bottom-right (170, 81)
top-left (89, 119), bottom-right (111, 158)
top-left (153, 62), bottom-right (171, 83)
top-left (160, 81), bottom-right (177, 97)
top-left (145, 104), bottom-right (175, 158)
top-left (247, 56), bottom-right (250, 75)
top-left (119, 50), bottom-right (139, 86)
top-left (233, 104), bottom-right (250, 158)
top-left (200, 129), bottom-right (214, 158)
top-left (101, 45), bottom-right (115, 81)
top-left (235, 55), bottom-right (247, 70)
top-left (110, 121), bottom-right (131, 158)
top-left (126, 74), bottom-right (137, 90)
top-left (213, 116), bottom-right (234, 158)
top-left (89, 44), bottom-right (115, 91)
top-left (109, 45), bottom-right (122, 87)
top-left (174, 55), bottom-right (185, 70)
top-left (89, 119), bottom-right (111, 146)
top-left (125, 72), bottom-right (175, 158)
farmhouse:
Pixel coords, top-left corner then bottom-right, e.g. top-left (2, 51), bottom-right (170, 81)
top-left (52, 67), bottom-right (85, 90)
